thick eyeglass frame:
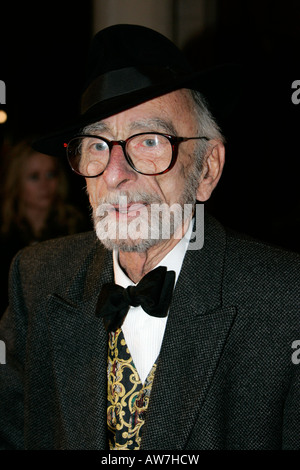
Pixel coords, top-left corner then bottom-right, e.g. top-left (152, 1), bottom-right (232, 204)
top-left (66, 132), bottom-right (210, 177)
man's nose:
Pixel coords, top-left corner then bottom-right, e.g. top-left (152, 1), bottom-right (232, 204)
top-left (102, 143), bottom-right (137, 189)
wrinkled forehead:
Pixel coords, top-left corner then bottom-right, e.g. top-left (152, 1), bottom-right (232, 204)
top-left (83, 89), bottom-right (197, 136)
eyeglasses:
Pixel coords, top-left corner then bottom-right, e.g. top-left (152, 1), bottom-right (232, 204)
top-left (66, 132), bottom-right (209, 177)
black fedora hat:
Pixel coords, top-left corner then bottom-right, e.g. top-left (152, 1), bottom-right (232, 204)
top-left (33, 24), bottom-right (238, 157)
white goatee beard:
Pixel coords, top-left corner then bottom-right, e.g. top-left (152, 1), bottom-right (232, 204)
top-left (92, 187), bottom-right (196, 252)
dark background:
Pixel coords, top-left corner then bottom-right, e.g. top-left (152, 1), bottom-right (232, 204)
top-left (184, 0), bottom-right (300, 253)
top-left (0, 1), bottom-right (93, 213)
top-left (1, 0), bottom-right (300, 251)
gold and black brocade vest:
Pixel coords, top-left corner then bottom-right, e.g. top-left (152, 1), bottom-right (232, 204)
top-left (107, 328), bottom-right (157, 450)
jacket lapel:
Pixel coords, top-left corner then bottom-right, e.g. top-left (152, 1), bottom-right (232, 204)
top-left (45, 241), bottom-right (113, 450)
top-left (141, 214), bottom-right (237, 450)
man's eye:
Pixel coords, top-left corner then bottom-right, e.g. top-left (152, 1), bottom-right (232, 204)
top-left (93, 142), bottom-right (107, 152)
top-left (143, 138), bottom-right (158, 147)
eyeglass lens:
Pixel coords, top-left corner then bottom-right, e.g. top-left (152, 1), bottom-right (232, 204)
top-left (67, 134), bottom-right (173, 176)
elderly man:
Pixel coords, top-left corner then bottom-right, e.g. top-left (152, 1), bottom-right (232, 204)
top-left (0, 24), bottom-right (299, 451)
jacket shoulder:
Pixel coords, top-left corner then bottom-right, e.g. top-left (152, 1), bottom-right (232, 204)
top-left (226, 227), bottom-right (300, 270)
top-left (223, 226), bottom-right (300, 307)
top-left (19, 230), bottom-right (98, 263)
top-left (10, 231), bottom-right (106, 295)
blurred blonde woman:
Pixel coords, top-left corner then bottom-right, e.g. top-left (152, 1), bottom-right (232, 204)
top-left (0, 139), bottom-right (89, 316)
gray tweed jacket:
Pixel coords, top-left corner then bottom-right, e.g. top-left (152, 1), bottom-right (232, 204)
top-left (0, 213), bottom-right (300, 450)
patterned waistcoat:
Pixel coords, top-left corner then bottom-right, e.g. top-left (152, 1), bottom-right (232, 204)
top-left (107, 328), bottom-right (157, 450)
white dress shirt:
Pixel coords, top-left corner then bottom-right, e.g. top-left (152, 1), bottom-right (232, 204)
top-left (113, 220), bottom-right (193, 383)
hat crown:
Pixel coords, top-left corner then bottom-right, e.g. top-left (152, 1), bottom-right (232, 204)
top-left (84, 24), bottom-right (192, 91)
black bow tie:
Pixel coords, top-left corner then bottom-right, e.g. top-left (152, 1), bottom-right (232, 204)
top-left (95, 266), bottom-right (176, 332)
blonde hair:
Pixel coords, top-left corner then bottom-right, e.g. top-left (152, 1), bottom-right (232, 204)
top-left (0, 139), bottom-right (70, 235)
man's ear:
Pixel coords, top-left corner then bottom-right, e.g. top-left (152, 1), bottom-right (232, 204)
top-left (196, 141), bottom-right (225, 201)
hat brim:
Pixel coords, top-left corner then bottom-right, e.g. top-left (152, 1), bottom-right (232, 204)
top-left (33, 64), bottom-right (240, 158)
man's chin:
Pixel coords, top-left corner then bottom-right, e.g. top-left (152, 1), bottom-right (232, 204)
top-left (96, 236), bottom-right (159, 253)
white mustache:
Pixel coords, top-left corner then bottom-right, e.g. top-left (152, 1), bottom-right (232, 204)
top-left (94, 190), bottom-right (163, 207)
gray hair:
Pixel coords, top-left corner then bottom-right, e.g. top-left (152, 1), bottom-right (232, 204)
top-left (186, 88), bottom-right (225, 173)
top-left (189, 90), bottom-right (224, 138)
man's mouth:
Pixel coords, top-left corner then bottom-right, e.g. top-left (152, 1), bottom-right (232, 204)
top-left (112, 202), bottom-right (148, 217)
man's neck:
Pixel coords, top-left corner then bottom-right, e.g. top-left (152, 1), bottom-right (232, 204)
top-left (118, 217), bottom-right (192, 283)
